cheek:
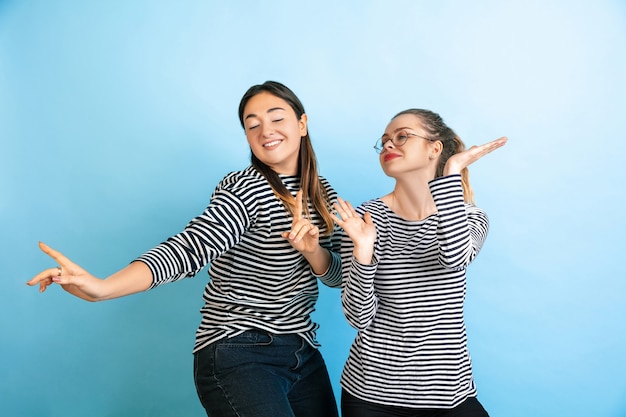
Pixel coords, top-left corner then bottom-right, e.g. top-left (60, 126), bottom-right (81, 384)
top-left (245, 130), bottom-right (259, 144)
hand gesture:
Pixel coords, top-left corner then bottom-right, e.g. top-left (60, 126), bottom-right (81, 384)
top-left (444, 136), bottom-right (508, 176)
top-left (26, 241), bottom-right (102, 301)
top-left (331, 197), bottom-right (376, 264)
top-left (282, 189), bottom-right (320, 254)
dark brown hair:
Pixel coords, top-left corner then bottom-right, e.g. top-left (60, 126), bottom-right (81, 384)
top-left (238, 81), bottom-right (334, 234)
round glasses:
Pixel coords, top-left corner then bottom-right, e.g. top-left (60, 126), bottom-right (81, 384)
top-left (373, 130), bottom-right (432, 154)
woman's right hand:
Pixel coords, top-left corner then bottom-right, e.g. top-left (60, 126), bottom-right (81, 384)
top-left (26, 242), bottom-right (104, 301)
top-left (27, 242), bottom-right (153, 301)
top-left (332, 198), bottom-right (377, 264)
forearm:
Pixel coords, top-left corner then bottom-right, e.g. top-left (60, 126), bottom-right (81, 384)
top-left (79, 261), bottom-right (153, 302)
top-left (431, 176), bottom-right (487, 269)
top-left (342, 257), bottom-right (378, 330)
top-left (302, 245), bottom-right (332, 276)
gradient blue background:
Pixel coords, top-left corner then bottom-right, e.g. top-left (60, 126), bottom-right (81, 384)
top-left (2, 1), bottom-right (625, 416)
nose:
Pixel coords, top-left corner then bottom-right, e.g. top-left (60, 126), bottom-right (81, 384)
top-left (261, 124), bottom-right (276, 138)
top-left (384, 139), bottom-right (395, 151)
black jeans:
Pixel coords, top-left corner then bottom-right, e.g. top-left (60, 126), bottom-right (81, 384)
top-left (341, 389), bottom-right (489, 417)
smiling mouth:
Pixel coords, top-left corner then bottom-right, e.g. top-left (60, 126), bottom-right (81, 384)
top-left (263, 139), bottom-right (283, 148)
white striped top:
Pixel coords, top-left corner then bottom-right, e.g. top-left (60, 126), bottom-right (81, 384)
top-left (136, 165), bottom-right (342, 353)
top-left (340, 174), bottom-right (488, 408)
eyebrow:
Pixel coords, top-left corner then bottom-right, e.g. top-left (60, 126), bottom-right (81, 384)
top-left (381, 126), bottom-right (413, 137)
top-left (244, 107), bottom-right (286, 121)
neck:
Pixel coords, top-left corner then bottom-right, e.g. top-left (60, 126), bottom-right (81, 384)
top-left (383, 180), bottom-right (436, 221)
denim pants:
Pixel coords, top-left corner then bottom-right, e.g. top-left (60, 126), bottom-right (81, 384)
top-left (193, 330), bottom-right (339, 417)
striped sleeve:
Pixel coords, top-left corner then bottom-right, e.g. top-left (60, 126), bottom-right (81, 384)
top-left (430, 174), bottom-right (489, 271)
top-left (339, 203), bottom-right (381, 331)
top-left (339, 174), bottom-right (489, 408)
top-left (137, 174), bottom-right (253, 288)
top-left (341, 254), bottom-right (378, 330)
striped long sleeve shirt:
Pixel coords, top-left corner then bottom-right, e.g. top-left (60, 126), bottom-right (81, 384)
top-left (340, 174), bottom-right (489, 409)
top-left (136, 165), bottom-right (342, 353)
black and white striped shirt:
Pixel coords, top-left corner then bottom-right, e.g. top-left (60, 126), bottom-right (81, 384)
top-left (340, 174), bottom-right (489, 408)
top-left (136, 165), bottom-right (342, 353)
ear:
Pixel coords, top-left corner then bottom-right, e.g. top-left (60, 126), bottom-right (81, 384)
top-left (299, 113), bottom-right (308, 136)
top-left (431, 140), bottom-right (443, 158)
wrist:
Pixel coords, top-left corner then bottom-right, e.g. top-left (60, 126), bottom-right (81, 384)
top-left (353, 245), bottom-right (374, 265)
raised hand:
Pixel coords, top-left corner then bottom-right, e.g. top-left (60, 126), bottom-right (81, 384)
top-left (331, 197), bottom-right (376, 264)
top-left (444, 136), bottom-right (508, 176)
top-left (282, 189), bottom-right (320, 254)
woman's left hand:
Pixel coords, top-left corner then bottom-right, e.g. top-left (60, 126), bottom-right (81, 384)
top-left (283, 189), bottom-right (320, 254)
top-left (444, 136), bottom-right (508, 175)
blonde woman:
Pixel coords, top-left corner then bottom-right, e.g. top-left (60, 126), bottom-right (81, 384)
top-left (333, 108), bottom-right (506, 417)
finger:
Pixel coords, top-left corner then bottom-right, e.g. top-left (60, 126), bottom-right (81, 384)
top-left (38, 276), bottom-right (53, 293)
top-left (466, 138), bottom-right (507, 163)
top-left (330, 212), bottom-right (343, 226)
top-left (292, 218), bottom-right (314, 237)
top-left (332, 202), bottom-right (346, 219)
top-left (294, 189), bottom-right (304, 221)
top-left (292, 221), bottom-right (316, 243)
top-left (300, 224), bottom-right (318, 241)
top-left (344, 199), bottom-right (357, 214)
top-left (334, 198), bottom-right (354, 218)
top-left (477, 137), bottom-right (508, 153)
top-left (38, 241), bottom-right (72, 267)
top-left (27, 266), bottom-right (62, 286)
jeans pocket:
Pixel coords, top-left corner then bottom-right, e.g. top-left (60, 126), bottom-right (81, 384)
top-left (213, 330), bottom-right (276, 372)
top-left (217, 329), bottom-right (274, 348)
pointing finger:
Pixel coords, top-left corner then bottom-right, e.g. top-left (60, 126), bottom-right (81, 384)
top-left (294, 189), bottom-right (304, 221)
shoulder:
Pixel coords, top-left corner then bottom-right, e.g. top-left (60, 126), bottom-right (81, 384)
top-left (318, 175), bottom-right (338, 199)
top-left (219, 166), bottom-right (264, 186)
top-left (215, 166), bottom-right (269, 194)
top-left (358, 198), bottom-right (386, 215)
top-left (465, 203), bottom-right (489, 222)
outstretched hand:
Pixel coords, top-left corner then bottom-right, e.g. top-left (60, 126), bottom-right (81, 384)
top-left (444, 136), bottom-right (508, 176)
top-left (331, 197), bottom-right (376, 264)
top-left (26, 242), bottom-right (101, 301)
top-left (282, 189), bottom-right (320, 254)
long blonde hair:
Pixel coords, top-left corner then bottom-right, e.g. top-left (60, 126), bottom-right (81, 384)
top-left (392, 109), bottom-right (475, 204)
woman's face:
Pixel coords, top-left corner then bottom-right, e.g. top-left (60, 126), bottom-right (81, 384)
top-left (241, 92), bottom-right (307, 175)
top-left (378, 114), bottom-right (436, 178)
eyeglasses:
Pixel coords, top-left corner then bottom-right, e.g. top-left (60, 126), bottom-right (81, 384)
top-left (373, 130), bottom-right (432, 154)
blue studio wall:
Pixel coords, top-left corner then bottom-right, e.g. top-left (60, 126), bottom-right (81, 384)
top-left (1, 1), bottom-right (625, 416)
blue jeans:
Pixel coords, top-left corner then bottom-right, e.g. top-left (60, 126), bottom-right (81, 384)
top-left (193, 330), bottom-right (339, 417)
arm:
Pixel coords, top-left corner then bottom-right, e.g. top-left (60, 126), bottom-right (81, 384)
top-left (431, 176), bottom-right (489, 270)
top-left (28, 178), bottom-right (252, 298)
top-left (341, 254), bottom-right (379, 330)
top-left (434, 136), bottom-right (507, 269)
top-left (26, 242), bottom-right (152, 301)
top-left (332, 198), bottom-right (379, 330)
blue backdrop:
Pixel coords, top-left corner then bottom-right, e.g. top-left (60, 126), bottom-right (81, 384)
top-left (2, 1), bottom-right (625, 416)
